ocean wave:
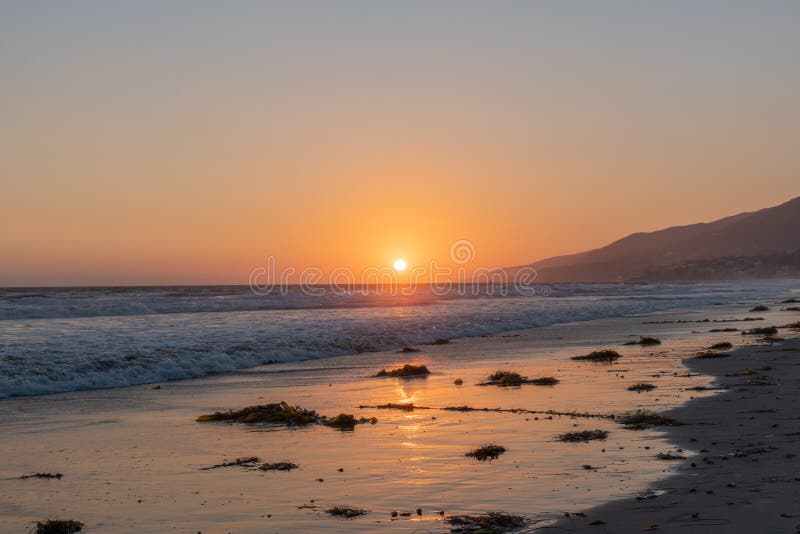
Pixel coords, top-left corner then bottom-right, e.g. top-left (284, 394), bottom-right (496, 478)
top-left (0, 281), bottom-right (758, 321)
top-left (0, 281), bottom-right (794, 398)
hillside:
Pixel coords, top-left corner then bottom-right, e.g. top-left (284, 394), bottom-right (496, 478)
top-left (521, 196), bottom-right (800, 282)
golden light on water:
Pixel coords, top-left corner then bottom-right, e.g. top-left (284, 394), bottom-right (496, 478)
top-left (395, 385), bottom-right (418, 405)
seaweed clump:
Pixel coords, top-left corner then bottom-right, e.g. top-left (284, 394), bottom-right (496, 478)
top-left (369, 402), bottom-right (418, 411)
top-left (479, 371), bottom-right (559, 387)
top-left (528, 376), bottom-right (559, 385)
top-left (258, 462), bottom-right (299, 471)
top-left (375, 364), bottom-right (431, 378)
top-left (34, 520), bottom-right (83, 534)
top-left (446, 512), bottom-right (526, 533)
top-left (695, 350), bottom-right (731, 359)
top-left (749, 305), bottom-right (769, 312)
top-left (619, 410), bottom-right (680, 429)
top-left (196, 402), bottom-right (375, 431)
top-left (20, 473), bottom-right (63, 480)
top-left (709, 341), bottom-right (733, 350)
top-left (326, 506), bottom-right (367, 518)
top-left (322, 413), bottom-right (377, 430)
top-left (742, 326), bottom-right (778, 336)
top-left (709, 327), bottom-right (738, 332)
top-left (557, 430), bottom-right (608, 442)
top-left (571, 350), bottom-right (621, 362)
top-left (196, 401), bottom-right (320, 425)
top-left (200, 457), bottom-right (260, 470)
top-left (624, 336), bottom-right (661, 346)
top-left (627, 383), bottom-right (656, 392)
top-left (656, 452), bottom-right (686, 460)
top-left (465, 444), bottom-right (507, 461)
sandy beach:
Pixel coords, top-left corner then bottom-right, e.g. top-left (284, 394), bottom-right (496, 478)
top-left (1, 294), bottom-right (798, 532)
top-left (549, 335), bottom-right (800, 533)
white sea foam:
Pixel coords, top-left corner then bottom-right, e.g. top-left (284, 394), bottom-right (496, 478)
top-left (0, 281), bottom-right (794, 398)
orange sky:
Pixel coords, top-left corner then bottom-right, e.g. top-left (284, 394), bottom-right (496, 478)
top-left (1, 3), bottom-right (799, 286)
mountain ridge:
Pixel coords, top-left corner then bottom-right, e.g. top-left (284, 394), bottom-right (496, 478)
top-left (517, 196), bottom-right (800, 282)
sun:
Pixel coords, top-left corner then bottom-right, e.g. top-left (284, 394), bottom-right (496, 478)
top-left (393, 258), bottom-right (407, 272)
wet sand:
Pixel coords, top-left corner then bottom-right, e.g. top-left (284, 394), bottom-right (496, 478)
top-left (1, 297), bottom-right (798, 532)
top-left (549, 337), bottom-right (800, 534)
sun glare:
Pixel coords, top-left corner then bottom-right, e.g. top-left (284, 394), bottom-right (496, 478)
top-left (393, 258), bottom-right (407, 272)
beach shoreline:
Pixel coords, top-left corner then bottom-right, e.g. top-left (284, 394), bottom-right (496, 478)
top-left (547, 336), bottom-right (800, 533)
top-left (1, 296), bottom-right (798, 532)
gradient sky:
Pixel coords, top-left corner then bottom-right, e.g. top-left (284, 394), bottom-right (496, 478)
top-left (2, 1), bottom-right (799, 286)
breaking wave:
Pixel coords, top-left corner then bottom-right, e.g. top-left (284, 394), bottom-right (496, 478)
top-left (0, 281), bottom-right (794, 398)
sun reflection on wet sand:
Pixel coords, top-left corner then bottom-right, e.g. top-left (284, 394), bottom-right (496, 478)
top-left (393, 384), bottom-right (421, 405)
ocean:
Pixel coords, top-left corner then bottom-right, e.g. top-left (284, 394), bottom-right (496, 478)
top-left (0, 280), bottom-right (795, 398)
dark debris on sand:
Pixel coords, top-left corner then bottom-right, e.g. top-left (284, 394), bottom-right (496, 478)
top-left (656, 452), bottom-right (686, 460)
top-left (258, 462), bottom-right (299, 471)
top-left (375, 364), bottom-right (431, 378)
top-left (196, 401), bottom-right (319, 425)
top-left (750, 305), bottom-right (770, 312)
top-left (465, 444), bottom-right (507, 461)
top-left (624, 336), bottom-right (661, 346)
top-left (441, 405), bottom-right (614, 420)
top-left (33, 520), bottom-right (84, 534)
top-left (571, 350), bottom-right (622, 362)
top-left (196, 401), bottom-right (376, 430)
top-left (322, 413), bottom-right (377, 430)
top-left (361, 402), bottom-right (422, 411)
top-left (396, 346), bottom-right (420, 353)
top-left (642, 317), bottom-right (763, 324)
top-left (200, 457), bottom-right (260, 470)
top-left (742, 326), bottom-right (778, 336)
top-left (709, 341), bottom-right (733, 350)
top-left (694, 350), bottom-right (732, 359)
top-left (446, 512), bottom-right (526, 533)
top-left (479, 371), bottom-right (559, 387)
top-left (627, 383), bottom-right (656, 392)
top-left (201, 457), bottom-right (298, 471)
top-left (618, 410), bottom-right (681, 430)
top-left (326, 506), bottom-right (367, 518)
top-left (20, 473), bottom-right (63, 480)
top-left (557, 430), bottom-right (608, 442)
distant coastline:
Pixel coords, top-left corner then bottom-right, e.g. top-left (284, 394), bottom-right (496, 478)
top-left (512, 196), bottom-right (800, 283)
